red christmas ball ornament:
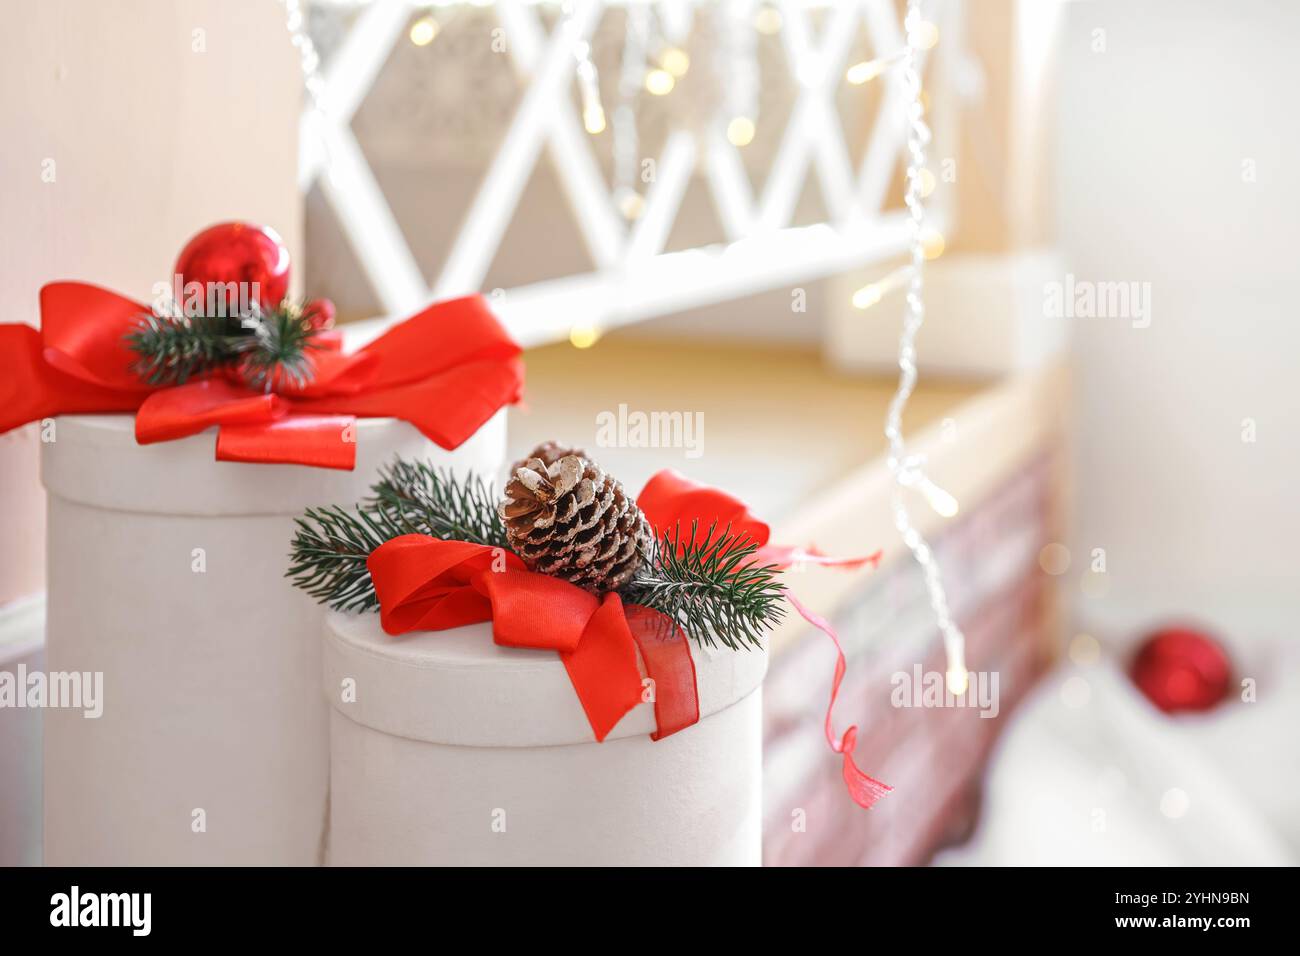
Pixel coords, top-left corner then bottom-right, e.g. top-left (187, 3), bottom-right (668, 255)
top-left (174, 222), bottom-right (291, 313)
top-left (1129, 626), bottom-right (1232, 713)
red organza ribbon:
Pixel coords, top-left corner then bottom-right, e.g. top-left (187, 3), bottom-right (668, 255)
top-left (0, 282), bottom-right (524, 469)
top-left (638, 469), bottom-right (891, 806)
top-left (787, 593), bottom-right (893, 809)
top-left (366, 534), bottom-right (696, 742)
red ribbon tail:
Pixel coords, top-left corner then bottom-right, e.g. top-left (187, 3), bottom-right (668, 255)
top-left (217, 414), bottom-right (358, 470)
top-left (477, 576), bottom-right (696, 744)
top-left (787, 594), bottom-right (892, 809)
top-left (838, 727), bottom-right (895, 810)
top-left (134, 378), bottom-right (285, 444)
top-left (624, 604), bottom-right (700, 741)
top-left (757, 545), bottom-right (883, 571)
top-left (0, 325), bottom-right (63, 432)
top-left (560, 594), bottom-right (645, 742)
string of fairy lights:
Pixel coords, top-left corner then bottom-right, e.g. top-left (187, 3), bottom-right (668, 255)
top-left (280, 0), bottom-right (327, 118)
top-left (281, 0), bottom-right (968, 692)
top-left (537, 0), bottom-right (969, 692)
top-left (888, 0), bottom-right (967, 695)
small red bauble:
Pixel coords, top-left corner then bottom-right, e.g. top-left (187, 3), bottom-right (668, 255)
top-left (302, 297), bottom-right (336, 331)
top-left (174, 222), bottom-right (291, 312)
top-left (1129, 626), bottom-right (1232, 713)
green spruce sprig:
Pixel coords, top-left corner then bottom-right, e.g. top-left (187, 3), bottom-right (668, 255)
top-left (287, 465), bottom-right (507, 615)
top-left (125, 309), bottom-right (244, 385)
top-left (623, 522), bottom-right (785, 651)
top-left (286, 458), bottom-right (787, 649)
top-left (125, 299), bottom-right (322, 389)
top-left (238, 301), bottom-right (320, 391)
top-left (370, 458), bottom-right (509, 548)
top-left (287, 505), bottom-right (407, 613)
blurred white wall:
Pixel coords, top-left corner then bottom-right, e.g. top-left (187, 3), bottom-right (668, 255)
top-left (0, 0), bottom-right (302, 606)
top-left (1058, 0), bottom-right (1300, 647)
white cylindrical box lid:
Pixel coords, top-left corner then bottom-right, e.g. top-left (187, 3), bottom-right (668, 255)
top-left (41, 413), bottom-right (505, 513)
top-left (323, 610), bottom-right (768, 747)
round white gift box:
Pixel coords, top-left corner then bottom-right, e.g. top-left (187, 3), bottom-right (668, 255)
top-left (324, 611), bottom-right (767, 866)
top-left (41, 412), bottom-right (504, 865)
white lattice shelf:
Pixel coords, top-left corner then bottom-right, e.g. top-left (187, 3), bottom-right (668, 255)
top-left (305, 0), bottom-right (962, 348)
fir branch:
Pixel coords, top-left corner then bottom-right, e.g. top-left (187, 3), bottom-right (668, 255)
top-left (368, 458), bottom-right (509, 549)
top-left (124, 299), bottom-right (321, 389)
top-left (286, 505), bottom-right (407, 613)
top-left (239, 301), bottom-right (320, 392)
top-left (623, 522), bottom-right (786, 651)
top-left (125, 309), bottom-right (244, 385)
top-left (287, 461), bottom-right (507, 611)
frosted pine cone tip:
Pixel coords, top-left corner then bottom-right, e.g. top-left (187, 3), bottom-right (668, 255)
top-left (508, 440), bottom-right (587, 474)
top-left (500, 443), bottom-right (650, 593)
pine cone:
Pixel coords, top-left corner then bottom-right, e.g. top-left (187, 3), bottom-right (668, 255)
top-left (509, 440), bottom-right (586, 474)
top-left (500, 445), bottom-right (650, 593)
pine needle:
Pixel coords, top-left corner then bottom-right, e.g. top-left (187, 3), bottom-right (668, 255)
top-left (369, 458), bottom-right (508, 548)
top-left (623, 521), bottom-right (786, 650)
top-left (125, 309), bottom-right (240, 385)
top-left (125, 299), bottom-right (322, 389)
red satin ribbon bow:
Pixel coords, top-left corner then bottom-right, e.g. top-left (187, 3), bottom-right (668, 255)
top-left (368, 467), bottom-right (893, 808)
top-left (367, 535), bottom-right (699, 743)
top-left (0, 282), bottom-right (524, 469)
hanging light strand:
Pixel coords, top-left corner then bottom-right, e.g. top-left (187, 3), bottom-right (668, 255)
top-left (280, 0), bottom-right (327, 115)
top-left (613, 2), bottom-right (650, 218)
top-left (560, 0), bottom-right (607, 134)
top-left (846, 49), bottom-right (906, 86)
top-left (852, 264), bottom-right (912, 310)
top-left (718, 0), bottom-right (759, 146)
top-left (885, 0), bottom-right (968, 695)
top-left (280, 0), bottom-right (338, 189)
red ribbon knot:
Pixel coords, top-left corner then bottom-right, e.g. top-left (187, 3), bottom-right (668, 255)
top-left (0, 282), bottom-right (524, 469)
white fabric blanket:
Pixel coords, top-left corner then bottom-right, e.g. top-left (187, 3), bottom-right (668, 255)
top-left (936, 648), bottom-right (1300, 866)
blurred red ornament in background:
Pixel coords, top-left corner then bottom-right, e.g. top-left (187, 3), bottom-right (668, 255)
top-left (173, 222), bottom-right (291, 312)
top-left (1129, 626), bottom-right (1232, 713)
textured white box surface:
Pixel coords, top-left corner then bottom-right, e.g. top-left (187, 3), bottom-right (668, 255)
top-left (324, 611), bottom-right (767, 865)
top-left (0, 596), bottom-right (45, 867)
top-left (41, 412), bottom-right (504, 865)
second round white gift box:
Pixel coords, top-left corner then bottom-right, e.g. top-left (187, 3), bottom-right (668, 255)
top-left (323, 609), bottom-right (768, 866)
top-left (41, 411), bottom-right (504, 865)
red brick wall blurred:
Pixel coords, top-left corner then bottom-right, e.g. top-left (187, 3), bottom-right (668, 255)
top-left (764, 455), bottom-right (1054, 866)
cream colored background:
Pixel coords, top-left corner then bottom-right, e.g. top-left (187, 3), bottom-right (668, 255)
top-left (0, 0), bottom-right (301, 605)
